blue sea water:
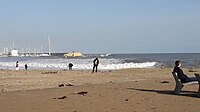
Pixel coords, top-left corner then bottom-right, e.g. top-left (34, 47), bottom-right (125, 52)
top-left (111, 53), bottom-right (200, 68)
top-left (0, 53), bottom-right (200, 70)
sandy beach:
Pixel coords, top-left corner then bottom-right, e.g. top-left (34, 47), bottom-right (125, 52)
top-left (0, 68), bottom-right (199, 112)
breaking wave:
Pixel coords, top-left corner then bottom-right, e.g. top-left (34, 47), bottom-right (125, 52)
top-left (0, 58), bottom-right (157, 70)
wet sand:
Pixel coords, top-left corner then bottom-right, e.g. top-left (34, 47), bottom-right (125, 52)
top-left (0, 68), bottom-right (199, 112)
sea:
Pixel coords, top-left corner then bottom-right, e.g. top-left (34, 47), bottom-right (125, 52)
top-left (0, 53), bottom-right (200, 70)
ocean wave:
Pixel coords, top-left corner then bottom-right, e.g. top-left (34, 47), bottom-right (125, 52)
top-left (99, 62), bottom-right (157, 70)
top-left (0, 61), bottom-right (157, 70)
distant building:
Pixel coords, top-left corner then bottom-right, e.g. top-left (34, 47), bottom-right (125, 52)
top-left (11, 49), bottom-right (19, 56)
top-left (0, 52), bottom-right (3, 56)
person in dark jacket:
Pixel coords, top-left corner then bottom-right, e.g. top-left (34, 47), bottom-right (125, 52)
top-left (92, 58), bottom-right (99, 73)
top-left (68, 63), bottom-right (73, 70)
top-left (25, 64), bottom-right (28, 70)
top-left (173, 60), bottom-right (197, 83)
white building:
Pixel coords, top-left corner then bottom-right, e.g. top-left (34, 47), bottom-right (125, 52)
top-left (11, 49), bottom-right (19, 56)
top-left (0, 52), bottom-right (3, 56)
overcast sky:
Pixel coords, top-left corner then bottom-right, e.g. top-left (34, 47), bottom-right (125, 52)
top-left (0, 0), bottom-right (199, 53)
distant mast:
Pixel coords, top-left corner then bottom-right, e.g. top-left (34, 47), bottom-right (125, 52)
top-left (13, 42), bottom-right (15, 49)
top-left (48, 36), bottom-right (51, 56)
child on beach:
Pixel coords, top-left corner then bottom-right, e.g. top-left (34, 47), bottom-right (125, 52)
top-left (25, 64), bottom-right (28, 70)
top-left (15, 61), bottom-right (19, 71)
top-left (68, 63), bottom-right (73, 70)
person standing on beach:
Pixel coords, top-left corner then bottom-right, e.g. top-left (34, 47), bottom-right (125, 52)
top-left (25, 64), bottom-right (28, 70)
top-left (92, 58), bottom-right (99, 73)
top-left (15, 61), bottom-right (19, 71)
top-left (173, 60), bottom-right (197, 83)
top-left (68, 63), bottom-right (73, 70)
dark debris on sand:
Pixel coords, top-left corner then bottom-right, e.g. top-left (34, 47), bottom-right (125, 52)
top-left (161, 81), bottom-right (169, 83)
top-left (76, 91), bottom-right (88, 96)
top-left (58, 84), bottom-right (65, 87)
top-left (53, 96), bottom-right (67, 99)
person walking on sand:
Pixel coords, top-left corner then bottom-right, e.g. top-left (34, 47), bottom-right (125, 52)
top-left (92, 58), bottom-right (99, 73)
top-left (173, 60), bottom-right (197, 83)
top-left (15, 61), bottom-right (19, 71)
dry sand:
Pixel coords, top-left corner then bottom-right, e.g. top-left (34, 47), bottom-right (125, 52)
top-left (0, 68), bottom-right (199, 112)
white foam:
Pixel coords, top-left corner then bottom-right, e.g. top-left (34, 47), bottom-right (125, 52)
top-left (98, 62), bottom-right (157, 70)
top-left (0, 58), bottom-right (157, 70)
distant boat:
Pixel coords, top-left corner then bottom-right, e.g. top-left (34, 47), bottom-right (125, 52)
top-left (39, 53), bottom-right (50, 57)
top-left (39, 36), bottom-right (52, 57)
top-left (64, 51), bottom-right (83, 58)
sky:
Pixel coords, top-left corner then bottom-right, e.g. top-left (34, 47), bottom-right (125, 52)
top-left (0, 0), bottom-right (200, 54)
